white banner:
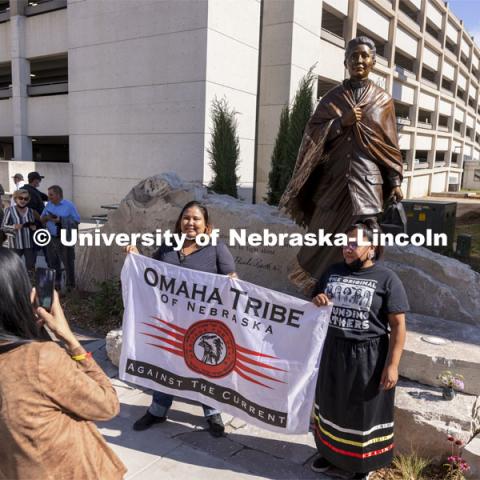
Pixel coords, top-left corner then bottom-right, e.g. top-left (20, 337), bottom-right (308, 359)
top-left (119, 254), bottom-right (331, 434)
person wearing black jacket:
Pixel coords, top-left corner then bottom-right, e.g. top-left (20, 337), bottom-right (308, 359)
top-left (23, 172), bottom-right (48, 217)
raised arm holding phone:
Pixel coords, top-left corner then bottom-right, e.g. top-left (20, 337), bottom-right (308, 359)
top-left (0, 248), bottom-right (126, 480)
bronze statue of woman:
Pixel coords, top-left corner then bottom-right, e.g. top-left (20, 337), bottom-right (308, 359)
top-left (280, 36), bottom-right (404, 291)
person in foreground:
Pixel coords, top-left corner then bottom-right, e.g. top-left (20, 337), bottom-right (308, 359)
top-left (127, 201), bottom-right (237, 437)
top-left (311, 221), bottom-right (408, 479)
top-left (0, 248), bottom-right (126, 480)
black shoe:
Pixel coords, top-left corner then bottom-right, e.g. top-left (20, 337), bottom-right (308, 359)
top-left (311, 456), bottom-right (331, 473)
top-left (206, 413), bottom-right (224, 437)
top-left (133, 411), bottom-right (167, 431)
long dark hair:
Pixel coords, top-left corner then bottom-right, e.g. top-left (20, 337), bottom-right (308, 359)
top-left (174, 201), bottom-right (212, 235)
top-left (345, 220), bottom-right (384, 260)
top-left (0, 248), bottom-right (49, 341)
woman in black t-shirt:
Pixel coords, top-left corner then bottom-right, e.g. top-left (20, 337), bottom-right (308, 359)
top-left (310, 222), bottom-right (409, 480)
top-left (126, 201), bottom-right (237, 438)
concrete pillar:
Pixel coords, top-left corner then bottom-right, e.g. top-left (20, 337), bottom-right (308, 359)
top-left (10, 7), bottom-right (31, 161)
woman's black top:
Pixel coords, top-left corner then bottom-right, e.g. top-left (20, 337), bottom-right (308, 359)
top-left (314, 262), bottom-right (409, 339)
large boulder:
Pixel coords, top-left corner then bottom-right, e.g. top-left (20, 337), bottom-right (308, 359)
top-left (394, 380), bottom-right (479, 462)
top-left (76, 173), bottom-right (302, 295)
top-left (401, 313), bottom-right (480, 395)
top-left (384, 246), bottom-right (480, 325)
top-left (77, 173), bottom-right (480, 325)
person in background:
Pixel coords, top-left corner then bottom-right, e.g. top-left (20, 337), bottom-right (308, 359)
top-left (10, 173), bottom-right (25, 206)
top-left (41, 185), bottom-right (80, 290)
top-left (23, 171), bottom-right (48, 217)
top-left (126, 200), bottom-right (237, 437)
top-left (311, 221), bottom-right (408, 480)
top-left (1, 189), bottom-right (37, 272)
top-left (12, 173), bottom-right (25, 190)
top-left (0, 247), bottom-right (126, 480)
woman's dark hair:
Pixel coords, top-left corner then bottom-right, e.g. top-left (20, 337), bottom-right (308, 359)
top-left (174, 201), bottom-right (212, 235)
top-left (0, 248), bottom-right (48, 341)
top-left (345, 219), bottom-right (384, 260)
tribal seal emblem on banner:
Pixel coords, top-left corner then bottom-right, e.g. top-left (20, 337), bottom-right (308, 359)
top-left (141, 317), bottom-right (288, 389)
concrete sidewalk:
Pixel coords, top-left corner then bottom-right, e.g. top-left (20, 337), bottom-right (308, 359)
top-left (83, 337), bottom-right (334, 480)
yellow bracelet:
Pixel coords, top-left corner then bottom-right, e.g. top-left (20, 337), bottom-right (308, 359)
top-left (71, 352), bottom-right (92, 361)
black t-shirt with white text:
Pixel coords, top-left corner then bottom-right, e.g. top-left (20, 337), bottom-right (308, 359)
top-left (314, 262), bottom-right (409, 339)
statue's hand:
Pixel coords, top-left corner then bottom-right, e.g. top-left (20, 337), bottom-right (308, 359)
top-left (389, 186), bottom-right (404, 202)
top-left (341, 106), bottom-right (362, 127)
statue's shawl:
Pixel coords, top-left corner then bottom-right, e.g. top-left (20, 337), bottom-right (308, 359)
top-left (279, 80), bottom-right (403, 226)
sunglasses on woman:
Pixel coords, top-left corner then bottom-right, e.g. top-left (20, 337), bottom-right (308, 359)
top-left (17, 197), bottom-right (29, 202)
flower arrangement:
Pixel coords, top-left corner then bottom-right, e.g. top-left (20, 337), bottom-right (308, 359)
top-left (444, 435), bottom-right (470, 479)
top-left (438, 371), bottom-right (465, 399)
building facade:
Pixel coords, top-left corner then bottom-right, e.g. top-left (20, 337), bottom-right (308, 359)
top-left (0, 0), bottom-right (479, 214)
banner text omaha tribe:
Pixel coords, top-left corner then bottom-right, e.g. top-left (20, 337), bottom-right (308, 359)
top-left (144, 268), bottom-right (305, 335)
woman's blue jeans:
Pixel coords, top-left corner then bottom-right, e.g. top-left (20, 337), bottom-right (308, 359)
top-left (149, 391), bottom-right (219, 418)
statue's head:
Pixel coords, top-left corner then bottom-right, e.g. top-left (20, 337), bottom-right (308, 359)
top-left (344, 36), bottom-right (376, 81)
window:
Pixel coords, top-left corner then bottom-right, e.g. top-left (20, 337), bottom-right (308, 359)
top-left (401, 150), bottom-right (409, 168)
top-left (435, 151), bottom-right (446, 165)
top-left (394, 101), bottom-right (411, 124)
top-left (0, 0), bottom-right (9, 14)
top-left (454, 120), bottom-right (462, 133)
top-left (438, 115), bottom-right (449, 130)
top-left (445, 38), bottom-right (456, 55)
top-left (466, 127), bottom-right (473, 139)
top-left (0, 137), bottom-right (13, 160)
top-left (0, 62), bottom-right (11, 89)
top-left (442, 78), bottom-right (453, 93)
top-left (476, 133), bottom-right (480, 145)
top-left (460, 52), bottom-right (469, 67)
top-left (457, 87), bottom-right (466, 102)
top-left (31, 136), bottom-right (69, 163)
top-left (468, 97), bottom-right (476, 109)
top-left (321, 8), bottom-right (344, 38)
top-left (421, 66), bottom-right (436, 84)
top-left (451, 152), bottom-right (459, 164)
top-left (28, 54), bottom-right (68, 96)
top-left (418, 109), bottom-right (432, 126)
top-left (415, 150), bottom-right (429, 167)
top-left (395, 51), bottom-right (415, 73)
top-left (25, 0), bottom-right (67, 17)
top-left (425, 21), bottom-right (441, 41)
top-left (399, 0), bottom-right (419, 24)
top-left (0, 63), bottom-right (11, 99)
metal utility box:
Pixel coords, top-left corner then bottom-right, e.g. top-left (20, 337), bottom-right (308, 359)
top-left (401, 200), bottom-right (457, 254)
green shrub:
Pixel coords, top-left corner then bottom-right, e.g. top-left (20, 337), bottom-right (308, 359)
top-left (89, 280), bottom-right (124, 322)
top-left (208, 97), bottom-right (240, 198)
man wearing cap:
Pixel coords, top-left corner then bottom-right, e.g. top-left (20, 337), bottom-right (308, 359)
top-left (23, 172), bottom-right (48, 217)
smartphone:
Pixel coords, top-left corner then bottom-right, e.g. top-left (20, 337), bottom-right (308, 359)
top-left (35, 268), bottom-right (56, 311)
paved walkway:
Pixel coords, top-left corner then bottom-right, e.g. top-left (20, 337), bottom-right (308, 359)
top-left (81, 337), bottom-right (343, 480)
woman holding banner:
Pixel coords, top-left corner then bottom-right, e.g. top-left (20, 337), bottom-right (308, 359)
top-left (311, 221), bottom-right (408, 480)
top-left (126, 201), bottom-right (237, 437)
